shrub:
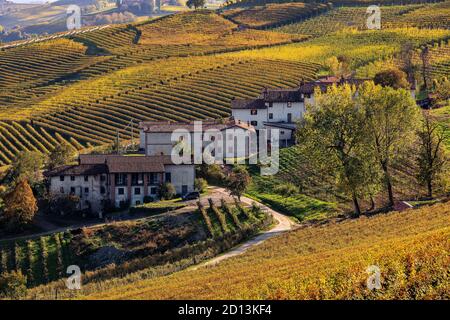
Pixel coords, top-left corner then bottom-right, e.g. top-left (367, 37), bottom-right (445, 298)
top-left (159, 183), bottom-right (176, 200)
top-left (143, 196), bottom-right (154, 204)
top-left (0, 271), bottom-right (27, 299)
top-left (273, 182), bottom-right (299, 197)
top-left (194, 178), bottom-right (208, 193)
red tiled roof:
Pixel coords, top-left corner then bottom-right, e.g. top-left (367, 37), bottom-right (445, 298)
top-left (44, 164), bottom-right (107, 177)
top-left (139, 118), bottom-right (255, 132)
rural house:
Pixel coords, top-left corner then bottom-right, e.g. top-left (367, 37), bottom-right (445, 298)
top-left (231, 76), bottom-right (374, 146)
top-left (45, 118), bottom-right (255, 216)
top-left (139, 118), bottom-right (256, 160)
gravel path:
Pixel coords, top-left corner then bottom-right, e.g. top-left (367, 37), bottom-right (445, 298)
top-left (196, 187), bottom-right (297, 268)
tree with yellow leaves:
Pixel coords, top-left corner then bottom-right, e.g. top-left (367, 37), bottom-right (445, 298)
top-left (2, 179), bottom-right (38, 231)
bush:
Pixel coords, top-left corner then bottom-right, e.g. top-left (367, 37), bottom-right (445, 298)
top-left (143, 196), bottom-right (154, 204)
top-left (273, 183), bottom-right (299, 197)
top-left (194, 178), bottom-right (208, 193)
top-left (0, 271), bottom-right (27, 299)
top-left (159, 183), bottom-right (176, 200)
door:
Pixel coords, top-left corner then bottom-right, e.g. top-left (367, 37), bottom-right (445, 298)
top-left (182, 185), bottom-right (188, 195)
top-left (287, 113), bottom-right (292, 123)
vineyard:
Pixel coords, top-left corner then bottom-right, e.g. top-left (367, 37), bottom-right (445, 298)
top-left (221, 2), bottom-right (330, 28)
top-left (0, 199), bottom-right (269, 290)
top-left (0, 232), bottom-right (74, 288)
top-left (275, 3), bottom-right (450, 36)
top-left (0, 8), bottom-right (448, 168)
top-left (73, 201), bottom-right (450, 299)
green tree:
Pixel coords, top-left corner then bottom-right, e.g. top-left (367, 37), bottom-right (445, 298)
top-left (8, 151), bottom-right (44, 186)
top-left (0, 271), bottom-right (27, 299)
top-left (194, 178), bottom-right (208, 193)
top-left (186, 0), bottom-right (205, 9)
top-left (359, 81), bottom-right (421, 207)
top-left (2, 179), bottom-right (38, 231)
top-left (374, 68), bottom-right (410, 90)
top-left (416, 114), bottom-right (447, 198)
top-left (297, 84), bottom-right (374, 216)
top-left (46, 142), bottom-right (73, 170)
top-left (159, 182), bottom-right (176, 200)
top-left (433, 77), bottom-right (450, 106)
top-left (226, 165), bottom-right (251, 201)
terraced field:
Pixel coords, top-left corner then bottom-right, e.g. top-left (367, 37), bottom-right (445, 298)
top-left (221, 2), bottom-right (329, 28)
top-left (276, 3), bottom-right (450, 36)
top-left (0, 10), bottom-right (313, 166)
top-left (74, 201), bottom-right (450, 299)
top-left (0, 8), bottom-right (448, 167)
top-left (0, 232), bottom-right (74, 288)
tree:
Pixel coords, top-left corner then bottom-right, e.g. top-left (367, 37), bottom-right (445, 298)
top-left (400, 42), bottom-right (417, 80)
top-left (433, 77), bottom-right (450, 106)
top-left (186, 0), bottom-right (205, 9)
top-left (416, 114), bottom-right (447, 198)
top-left (194, 178), bottom-right (208, 193)
top-left (8, 151), bottom-right (44, 186)
top-left (420, 46), bottom-right (431, 91)
top-left (374, 68), bottom-right (410, 90)
top-left (226, 165), bottom-right (251, 201)
top-left (358, 81), bottom-right (421, 207)
top-left (159, 182), bottom-right (176, 200)
top-left (46, 142), bottom-right (73, 170)
top-left (297, 84), bottom-right (374, 216)
top-left (2, 179), bottom-right (38, 231)
top-left (0, 271), bottom-right (27, 299)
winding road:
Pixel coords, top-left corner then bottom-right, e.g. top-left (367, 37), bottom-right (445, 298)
top-left (196, 187), bottom-right (297, 268)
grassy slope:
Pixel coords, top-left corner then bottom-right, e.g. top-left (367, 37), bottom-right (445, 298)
top-left (80, 201), bottom-right (450, 299)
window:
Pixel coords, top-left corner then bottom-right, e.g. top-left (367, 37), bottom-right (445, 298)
top-left (70, 187), bottom-right (75, 194)
top-left (269, 102), bottom-right (273, 108)
top-left (100, 175), bottom-right (106, 182)
top-left (268, 113), bottom-right (273, 119)
top-left (149, 173), bottom-right (157, 184)
top-left (287, 102), bottom-right (292, 108)
top-left (250, 109), bottom-right (258, 115)
top-left (135, 200), bottom-right (141, 205)
top-left (250, 121), bottom-right (258, 126)
top-left (84, 187), bottom-right (89, 194)
top-left (60, 187), bottom-right (64, 193)
top-left (115, 173), bottom-right (127, 186)
top-left (100, 186), bottom-right (106, 194)
top-left (287, 113), bottom-right (292, 123)
top-left (70, 176), bottom-right (75, 181)
top-left (134, 188), bottom-right (141, 195)
top-left (84, 176), bottom-right (89, 182)
top-left (179, 135), bottom-right (184, 141)
top-left (118, 188), bottom-right (125, 195)
top-left (150, 187), bottom-right (157, 195)
top-left (132, 173), bottom-right (143, 185)
top-left (182, 185), bottom-right (188, 195)
top-left (60, 176), bottom-right (65, 182)
top-left (165, 172), bottom-right (171, 183)
top-left (280, 131), bottom-right (285, 135)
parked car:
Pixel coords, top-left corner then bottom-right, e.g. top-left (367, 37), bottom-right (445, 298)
top-left (181, 191), bottom-right (200, 201)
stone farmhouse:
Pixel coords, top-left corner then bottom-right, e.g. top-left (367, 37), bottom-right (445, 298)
top-left (45, 118), bottom-right (255, 217)
top-left (231, 76), bottom-right (371, 146)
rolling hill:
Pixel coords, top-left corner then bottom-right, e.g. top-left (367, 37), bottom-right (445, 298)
top-left (0, 5), bottom-right (448, 169)
top-left (26, 201), bottom-right (450, 299)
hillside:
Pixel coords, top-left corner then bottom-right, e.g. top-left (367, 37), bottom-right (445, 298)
top-left (0, 5), bottom-right (448, 169)
top-left (0, 10), bottom-right (314, 166)
top-left (54, 201), bottom-right (450, 299)
top-left (1, 198), bottom-right (271, 289)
